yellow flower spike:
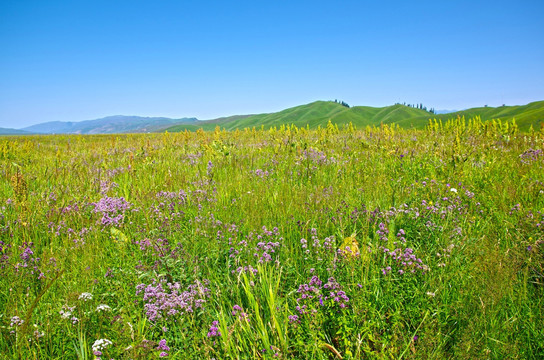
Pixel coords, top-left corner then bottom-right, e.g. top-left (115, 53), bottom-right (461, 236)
top-left (341, 233), bottom-right (360, 257)
top-left (110, 228), bottom-right (128, 245)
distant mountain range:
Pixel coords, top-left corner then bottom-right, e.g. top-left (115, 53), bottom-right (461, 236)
top-left (435, 109), bottom-right (459, 114)
top-left (0, 127), bottom-right (34, 135)
top-left (1, 115), bottom-right (198, 135)
top-left (1, 100), bottom-right (542, 135)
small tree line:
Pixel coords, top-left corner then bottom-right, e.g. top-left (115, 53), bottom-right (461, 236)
top-left (395, 102), bottom-right (436, 114)
top-left (333, 99), bottom-right (350, 108)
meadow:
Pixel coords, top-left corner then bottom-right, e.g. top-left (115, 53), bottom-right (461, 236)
top-left (0, 119), bottom-right (543, 359)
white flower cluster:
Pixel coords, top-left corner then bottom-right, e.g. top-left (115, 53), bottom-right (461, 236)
top-left (59, 305), bottom-right (79, 324)
top-left (59, 305), bottom-right (75, 319)
top-left (33, 325), bottom-right (45, 339)
top-left (92, 338), bottom-right (112, 354)
top-left (96, 304), bottom-right (112, 312)
top-left (10, 316), bottom-right (24, 327)
top-left (78, 292), bottom-right (93, 301)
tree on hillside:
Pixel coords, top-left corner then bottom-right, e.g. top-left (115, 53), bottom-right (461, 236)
top-left (400, 102), bottom-right (435, 114)
top-left (333, 99), bottom-right (350, 108)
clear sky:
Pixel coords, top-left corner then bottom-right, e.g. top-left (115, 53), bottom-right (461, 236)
top-left (1, 0), bottom-right (543, 128)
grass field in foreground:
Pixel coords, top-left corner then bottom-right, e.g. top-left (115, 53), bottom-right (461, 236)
top-left (0, 120), bottom-right (543, 359)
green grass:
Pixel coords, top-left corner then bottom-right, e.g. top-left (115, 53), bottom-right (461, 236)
top-left (0, 125), bottom-right (543, 359)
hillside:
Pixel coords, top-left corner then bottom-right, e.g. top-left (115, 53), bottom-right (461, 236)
top-left (6, 100), bottom-right (543, 135)
top-left (442, 101), bottom-right (544, 130)
top-left (165, 100), bottom-right (544, 132)
top-left (165, 102), bottom-right (431, 132)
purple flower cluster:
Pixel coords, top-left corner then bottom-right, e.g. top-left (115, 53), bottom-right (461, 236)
top-left (47, 223), bottom-right (90, 246)
top-left (188, 178), bottom-right (218, 204)
top-left (0, 240), bottom-right (10, 269)
top-left (51, 202), bottom-right (82, 217)
top-left (376, 222), bottom-right (389, 242)
top-left (295, 276), bottom-right (349, 316)
top-left (253, 240), bottom-right (280, 263)
top-left (288, 314), bottom-right (300, 324)
top-left (135, 279), bottom-right (210, 322)
top-left (207, 321), bottom-right (221, 337)
top-left (156, 339), bottom-right (170, 357)
top-left (251, 169), bottom-right (271, 180)
top-left (185, 152), bottom-right (203, 165)
top-left (509, 203), bottom-right (522, 215)
top-left (537, 211), bottom-right (544, 228)
top-left (380, 246), bottom-right (429, 275)
top-left (232, 264), bottom-right (259, 276)
top-left (229, 226), bottom-right (283, 272)
top-left (152, 190), bottom-right (188, 224)
top-left (300, 228), bottom-right (335, 259)
top-left (136, 238), bottom-right (183, 261)
top-left (519, 148), bottom-right (543, 164)
top-left (207, 160), bottom-right (214, 178)
top-left (99, 180), bottom-right (118, 195)
top-left (91, 196), bottom-right (131, 226)
top-left (418, 191), bottom-right (476, 220)
top-left (14, 242), bottom-right (48, 279)
top-left (298, 148), bottom-right (337, 165)
top-left (20, 244), bottom-right (34, 262)
top-left (231, 305), bottom-right (249, 321)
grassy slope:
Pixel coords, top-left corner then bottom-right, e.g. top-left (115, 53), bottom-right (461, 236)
top-left (165, 100), bottom-right (544, 132)
top-left (443, 101), bottom-right (544, 130)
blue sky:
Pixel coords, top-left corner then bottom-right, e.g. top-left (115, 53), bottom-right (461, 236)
top-left (1, 0), bottom-right (543, 128)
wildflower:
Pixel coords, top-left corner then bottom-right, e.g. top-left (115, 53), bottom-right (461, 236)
top-left (157, 339), bottom-right (170, 353)
top-left (59, 306), bottom-right (74, 319)
top-left (79, 292), bottom-right (93, 301)
top-left (207, 321), bottom-right (221, 337)
top-left (96, 304), bottom-right (112, 312)
top-left (288, 315), bottom-right (300, 324)
top-left (92, 338), bottom-right (112, 356)
top-left (232, 304), bottom-right (243, 315)
top-left (10, 316), bottom-right (24, 327)
top-left (136, 279), bottom-right (210, 322)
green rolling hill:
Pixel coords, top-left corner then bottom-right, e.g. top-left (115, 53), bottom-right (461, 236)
top-left (441, 101), bottom-right (544, 130)
top-left (165, 100), bottom-right (544, 132)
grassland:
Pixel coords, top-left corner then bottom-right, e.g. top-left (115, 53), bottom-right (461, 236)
top-left (0, 121), bottom-right (543, 359)
top-left (166, 100), bottom-right (544, 132)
